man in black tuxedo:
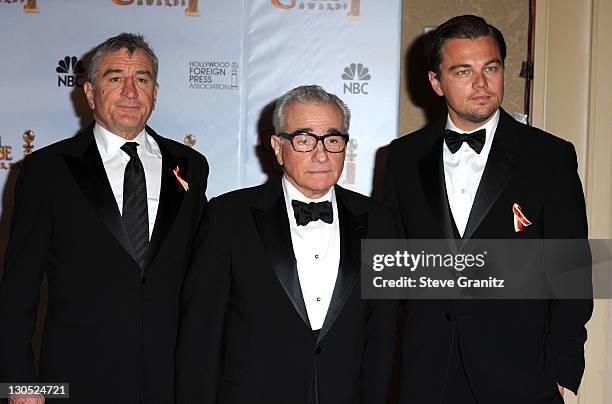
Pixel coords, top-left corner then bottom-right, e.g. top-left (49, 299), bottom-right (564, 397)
top-left (175, 85), bottom-right (398, 404)
top-left (0, 33), bottom-right (208, 403)
top-left (383, 15), bottom-right (592, 404)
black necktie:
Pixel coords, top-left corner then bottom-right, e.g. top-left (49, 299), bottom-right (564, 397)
top-left (121, 142), bottom-right (149, 269)
top-left (291, 200), bottom-right (333, 226)
top-left (444, 129), bottom-right (486, 154)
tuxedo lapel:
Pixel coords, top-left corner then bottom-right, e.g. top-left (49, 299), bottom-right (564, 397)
top-left (316, 187), bottom-right (367, 344)
top-left (146, 130), bottom-right (186, 269)
top-left (462, 111), bottom-right (519, 240)
top-left (252, 180), bottom-right (310, 328)
top-left (62, 125), bottom-right (137, 264)
top-left (418, 134), bottom-right (457, 240)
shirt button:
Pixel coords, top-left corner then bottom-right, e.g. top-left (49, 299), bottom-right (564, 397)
top-left (314, 254), bottom-right (319, 259)
top-left (316, 297), bottom-right (321, 302)
top-left (460, 188), bottom-right (466, 194)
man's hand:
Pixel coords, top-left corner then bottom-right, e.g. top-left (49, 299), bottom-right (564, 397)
top-left (8, 394), bottom-right (45, 404)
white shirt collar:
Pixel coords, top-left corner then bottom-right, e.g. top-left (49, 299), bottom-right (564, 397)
top-left (445, 109), bottom-right (500, 155)
top-left (93, 123), bottom-right (160, 158)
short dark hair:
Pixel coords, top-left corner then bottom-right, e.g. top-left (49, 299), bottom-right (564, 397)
top-left (428, 15), bottom-right (506, 77)
top-left (88, 33), bottom-right (158, 86)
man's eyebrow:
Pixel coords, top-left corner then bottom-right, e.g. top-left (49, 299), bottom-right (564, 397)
top-left (292, 127), bottom-right (313, 133)
top-left (327, 128), bottom-right (344, 135)
top-left (101, 69), bottom-right (153, 77)
top-left (135, 70), bottom-right (153, 77)
top-left (102, 68), bottom-right (124, 77)
top-left (448, 64), bottom-right (471, 72)
top-left (448, 58), bottom-right (502, 72)
top-left (484, 58), bottom-right (503, 66)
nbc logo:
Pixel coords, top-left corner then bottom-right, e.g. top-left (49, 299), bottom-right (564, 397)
top-left (342, 63), bottom-right (370, 95)
top-left (56, 56), bottom-right (85, 87)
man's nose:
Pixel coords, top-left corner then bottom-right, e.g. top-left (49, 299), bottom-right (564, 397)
top-left (473, 71), bottom-right (487, 89)
top-left (312, 140), bottom-right (329, 162)
top-left (121, 77), bottom-right (138, 99)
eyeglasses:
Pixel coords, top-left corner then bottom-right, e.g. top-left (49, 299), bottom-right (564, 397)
top-left (278, 131), bottom-right (350, 153)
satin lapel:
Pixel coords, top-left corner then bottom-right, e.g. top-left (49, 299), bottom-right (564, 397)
top-left (62, 133), bottom-right (137, 263)
top-left (252, 189), bottom-right (310, 328)
top-left (146, 140), bottom-right (186, 269)
top-left (418, 135), bottom-right (456, 240)
top-left (462, 114), bottom-right (519, 241)
top-left (317, 190), bottom-right (366, 344)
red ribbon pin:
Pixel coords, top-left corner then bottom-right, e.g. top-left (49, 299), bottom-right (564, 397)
top-left (173, 166), bottom-right (189, 191)
top-left (512, 203), bottom-right (531, 232)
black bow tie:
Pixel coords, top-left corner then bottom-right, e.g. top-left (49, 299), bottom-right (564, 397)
top-left (291, 200), bottom-right (333, 226)
top-left (444, 129), bottom-right (486, 154)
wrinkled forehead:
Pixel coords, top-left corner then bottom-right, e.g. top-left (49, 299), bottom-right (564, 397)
top-left (97, 48), bottom-right (155, 75)
top-left (284, 101), bottom-right (344, 132)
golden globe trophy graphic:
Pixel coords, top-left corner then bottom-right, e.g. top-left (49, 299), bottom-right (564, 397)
top-left (24, 0), bottom-right (39, 13)
top-left (23, 130), bottom-right (35, 157)
top-left (185, 0), bottom-right (199, 16)
top-left (183, 134), bottom-right (196, 148)
top-left (347, 0), bottom-right (361, 19)
top-left (342, 138), bottom-right (357, 190)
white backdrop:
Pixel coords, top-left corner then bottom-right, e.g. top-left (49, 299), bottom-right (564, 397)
top-left (0, 0), bottom-right (401, 198)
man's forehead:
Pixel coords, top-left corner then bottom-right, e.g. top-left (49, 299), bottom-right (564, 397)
top-left (285, 103), bottom-right (343, 131)
top-left (286, 102), bottom-right (342, 119)
top-left (440, 36), bottom-right (501, 62)
top-left (99, 48), bottom-right (152, 66)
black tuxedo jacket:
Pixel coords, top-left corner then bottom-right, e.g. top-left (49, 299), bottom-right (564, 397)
top-left (383, 109), bottom-right (592, 403)
top-left (0, 123), bottom-right (208, 403)
top-left (175, 179), bottom-right (398, 404)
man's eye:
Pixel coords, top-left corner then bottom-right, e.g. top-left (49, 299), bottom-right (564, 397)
top-left (109, 77), bottom-right (121, 82)
top-left (295, 137), bottom-right (310, 145)
top-left (137, 78), bottom-right (149, 84)
top-left (456, 70), bottom-right (469, 78)
top-left (484, 66), bottom-right (498, 73)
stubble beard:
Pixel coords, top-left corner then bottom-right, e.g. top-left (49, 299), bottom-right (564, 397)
top-left (461, 102), bottom-right (499, 124)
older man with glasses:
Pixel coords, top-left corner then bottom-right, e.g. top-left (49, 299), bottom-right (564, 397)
top-left (175, 85), bottom-right (398, 404)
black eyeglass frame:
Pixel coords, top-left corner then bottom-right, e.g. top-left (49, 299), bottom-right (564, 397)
top-left (278, 131), bottom-right (350, 153)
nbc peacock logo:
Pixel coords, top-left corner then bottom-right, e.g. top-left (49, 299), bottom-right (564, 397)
top-left (342, 63), bottom-right (371, 95)
top-left (56, 56), bottom-right (85, 88)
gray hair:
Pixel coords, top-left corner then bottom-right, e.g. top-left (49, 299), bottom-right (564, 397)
top-left (272, 85), bottom-right (351, 133)
top-left (87, 33), bottom-right (158, 87)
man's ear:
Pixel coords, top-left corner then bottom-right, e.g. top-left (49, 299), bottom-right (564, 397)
top-left (271, 135), bottom-right (283, 166)
top-left (84, 82), bottom-right (95, 110)
top-left (428, 71), bottom-right (444, 97)
top-left (153, 83), bottom-right (159, 110)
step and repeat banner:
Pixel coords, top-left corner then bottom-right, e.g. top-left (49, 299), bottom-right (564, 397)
top-left (0, 0), bottom-right (401, 198)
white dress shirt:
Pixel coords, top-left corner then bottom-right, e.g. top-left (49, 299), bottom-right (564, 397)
top-left (282, 176), bottom-right (340, 331)
top-left (94, 123), bottom-right (163, 240)
top-left (443, 110), bottom-right (500, 236)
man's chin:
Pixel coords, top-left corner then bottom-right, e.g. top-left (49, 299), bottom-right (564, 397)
top-left (465, 106), bottom-right (498, 123)
top-left (116, 121), bottom-right (146, 133)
